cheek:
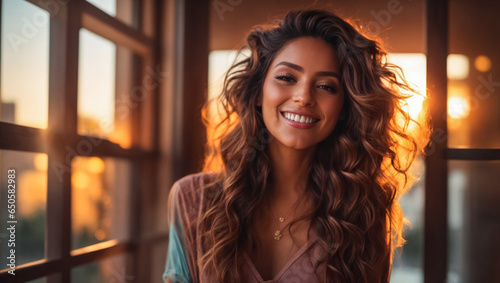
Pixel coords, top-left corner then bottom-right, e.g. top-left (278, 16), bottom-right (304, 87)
top-left (262, 81), bottom-right (285, 110)
top-left (320, 97), bottom-right (344, 121)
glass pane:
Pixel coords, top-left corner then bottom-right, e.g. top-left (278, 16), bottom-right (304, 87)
top-left (71, 157), bottom-right (131, 250)
top-left (86, 0), bottom-right (136, 28)
top-left (0, 150), bottom-right (46, 269)
top-left (207, 50), bottom-right (249, 122)
top-left (448, 1), bottom-right (500, 148)
top-left (390, 157), bottom-right (425, 283)
top-left (448, 160), bottom-right (500, 283)
top-left (78, 29), bottom-right (134, 148)
top-left (388, 53), bottom-right (427, 123)
top-left (71, 253), bottom-right (134, 282)
top-left (0, 0), bottom-right (49, 128)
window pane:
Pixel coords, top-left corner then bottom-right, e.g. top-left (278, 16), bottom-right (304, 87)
top-left (448, 160), bottom-right (500, 283)
top-left (0, 150), bottom-right (46, 268)
top-left (0, 0), bottom-right (49, 128)
top-left (71, 157), bottom-right (131, 250)
top-left (448, 0), bottom-right (500, 148)
top-left (86, 0), bottom-right (136, 28)
top-left (71, 253), bottom-right (134, 282)
top-left (390, 157), bottom-right (425, 283)
top-left (78, 29), bottom-right (134, 148)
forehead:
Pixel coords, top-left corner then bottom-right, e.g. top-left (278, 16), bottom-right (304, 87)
top-left (270, 37), bottom-right (339, 72)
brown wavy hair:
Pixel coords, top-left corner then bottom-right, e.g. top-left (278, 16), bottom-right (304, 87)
top-left (199, 9), bottom-right (429, 282)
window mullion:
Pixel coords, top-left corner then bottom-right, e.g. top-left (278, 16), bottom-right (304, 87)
top-left (424, 0), bottom-right (449, 282)
top-left (447, 148), bottom-right (500, 160)
top-left (46, 0), bottom-right (83, 282)
top-left (81, 1), bottom-right (153, 57)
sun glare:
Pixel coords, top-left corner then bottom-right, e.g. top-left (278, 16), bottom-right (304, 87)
top-left (387, 53), bottom-right (427, 122)
top-left (448, 97), bottom-right (470, 119)
top-left (448, 54), bottom-right (469, 80)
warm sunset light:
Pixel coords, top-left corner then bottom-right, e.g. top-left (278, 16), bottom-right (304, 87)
top-left (18, 170), bottom-right (47, 217)
top-left (78, 28), bottom-right (116, 137)
top-left (474, 55), bottom-right (492, 72)
top-left (448, 83), bottom-right (471, 120)
top-left (109, 128), bottom-right (132, 149)
top-left (448, 97), bottom-right (470, 119)
top-left (72, 171), bottom-right (90, 190)
top-left (72, 157), bottom-right (106, 239)
top-left (87, 156), bottom-right (105, 174)
top-left (34, 153), bottom-right (48, 171)
top-left (1, 0), bottom-right (49, 128)
top-left (404, 95), bottom-right (426, 121)
top-left (447, 54), bottom-right (469, 80)
top-left (384, 53), bottom-right (427, 122)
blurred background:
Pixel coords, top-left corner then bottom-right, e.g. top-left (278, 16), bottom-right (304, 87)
top-left (0, 0), bottom-right (498, 282)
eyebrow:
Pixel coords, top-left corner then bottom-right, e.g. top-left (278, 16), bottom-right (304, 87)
top-left (274, 61), bottom-right (340, 79)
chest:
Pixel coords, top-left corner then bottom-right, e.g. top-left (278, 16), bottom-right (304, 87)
top-left (248, 216), bottom-right (312, 281)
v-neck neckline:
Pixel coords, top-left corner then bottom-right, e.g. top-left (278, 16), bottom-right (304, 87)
top-left (242, 237), bottom-right (318, 282)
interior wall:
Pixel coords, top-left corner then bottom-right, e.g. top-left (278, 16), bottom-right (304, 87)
top-left (209, 0), bottom-right (425, 53)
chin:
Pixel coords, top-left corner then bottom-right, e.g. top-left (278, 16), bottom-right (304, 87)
top-left (280, 139), bottom-right (318, 150)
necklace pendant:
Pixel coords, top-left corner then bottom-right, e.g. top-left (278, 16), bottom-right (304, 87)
top-left (274, 230), bottom-right (282, 241)
top-left (279, 217), bottom-right (285, 223)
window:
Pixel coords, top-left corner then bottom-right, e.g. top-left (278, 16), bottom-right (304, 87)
top-left (445, 1), bottom-right (500, 282)
top-left (0, 0), bottom-right (159, 282)
top-left (426, 1), bottom-right (500, 283)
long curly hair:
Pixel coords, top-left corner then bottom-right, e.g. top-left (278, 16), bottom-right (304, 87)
top-left (199, 9), bottom-right (429, 282)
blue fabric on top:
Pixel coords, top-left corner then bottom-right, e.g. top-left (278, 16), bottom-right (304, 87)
top-left (162, 222), bottom-right (192, 283)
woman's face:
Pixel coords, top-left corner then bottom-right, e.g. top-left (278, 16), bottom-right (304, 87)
top-left (259, 37), bottom-right (344, 150)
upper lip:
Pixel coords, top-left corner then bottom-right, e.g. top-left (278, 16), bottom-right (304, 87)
top-left (280, 109), bottom-right (320, 120)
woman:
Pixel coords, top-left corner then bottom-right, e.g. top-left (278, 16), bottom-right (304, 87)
top-left (163, 9), bottom-right (428, 283)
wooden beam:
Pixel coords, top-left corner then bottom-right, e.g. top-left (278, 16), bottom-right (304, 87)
top-left (0, 122), bottom-right (48, 152)
top-left (173, 0), bottom-right (209, 179)
top-left (81, 1), bottom-right (153, 57)
top-left (424, 0), bottom-right (449, 282)
top-left (0, 240), bottom-right (135, 281)
top-left (447, 148), bottom-right (500, 160)
top-left (70, 240), bottom-right (134, 267)
top-left (45, 1), bottom-right (83, 282)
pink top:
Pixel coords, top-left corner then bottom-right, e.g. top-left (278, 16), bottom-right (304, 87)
top-left (164, 173), bottom-right (326, 283)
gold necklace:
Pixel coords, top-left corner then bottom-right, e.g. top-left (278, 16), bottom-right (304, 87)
top-left (274, 216), bottom-right (285, 241)
top-left (268, 189), bottom-right (308, 241)
top-left (270, 208), bottom-right (287, 241)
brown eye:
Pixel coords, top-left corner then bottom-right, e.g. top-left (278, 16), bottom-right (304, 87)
top-left (317, 84), bottom-right (338, 93)
top-left (274, 73), bottom-right (296, 82)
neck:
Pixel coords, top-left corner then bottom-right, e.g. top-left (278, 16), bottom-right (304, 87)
top-left (267, 140), bottom-right (315, 203)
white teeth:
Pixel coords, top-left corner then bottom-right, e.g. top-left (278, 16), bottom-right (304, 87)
top-left (282, 112), bottom-right (318, 124)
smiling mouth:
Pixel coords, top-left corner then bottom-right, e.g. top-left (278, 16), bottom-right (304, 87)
top-left (281, 112), bottom-right (320, 124)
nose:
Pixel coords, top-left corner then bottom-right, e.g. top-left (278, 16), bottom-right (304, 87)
top-left (293, 83), bottom-right (316, 107)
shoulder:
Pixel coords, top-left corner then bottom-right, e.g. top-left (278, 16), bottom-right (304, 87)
top-left (168, 172), bottom-right (219, 214)
top-left (170, 172), bottom-right (218, 197)
top-left (173, 172), bottom-right (218, 191)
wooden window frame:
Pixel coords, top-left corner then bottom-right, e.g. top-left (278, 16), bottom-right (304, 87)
top-left (425, 0), bottom-right (500, 282)
top-left (0, 0), bottom-right (163, 282)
